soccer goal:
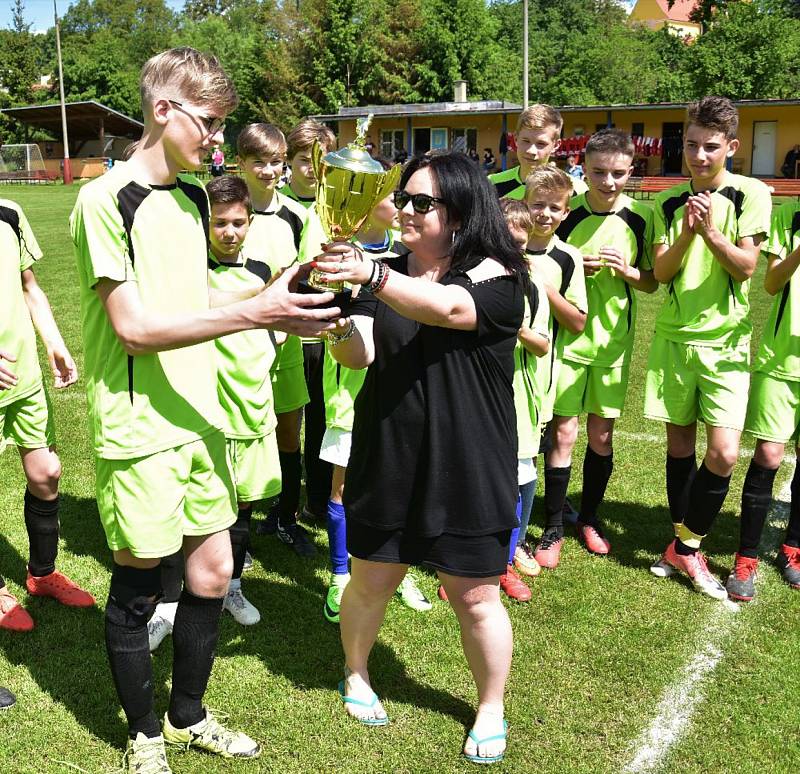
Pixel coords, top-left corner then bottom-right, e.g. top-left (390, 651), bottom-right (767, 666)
top-left (0, 143), bottom-right (55, 182)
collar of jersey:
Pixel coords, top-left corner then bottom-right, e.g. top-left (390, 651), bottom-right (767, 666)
top-left (689, 170), bottom-right (730, 195)
top-left (149, 182), bottom-right (177, 191)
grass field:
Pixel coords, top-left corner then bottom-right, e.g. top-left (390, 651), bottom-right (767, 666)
top-left (0, 184), bottom-right (798, 774)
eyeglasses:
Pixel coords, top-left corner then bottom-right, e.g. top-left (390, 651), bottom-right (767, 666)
top-left (393, 190), bottom-right (445, 214)
top-left (168, 100), bottom-right (226, 137)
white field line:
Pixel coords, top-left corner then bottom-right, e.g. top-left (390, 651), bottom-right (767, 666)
top-left (622, 463), bottom-right (795, 774)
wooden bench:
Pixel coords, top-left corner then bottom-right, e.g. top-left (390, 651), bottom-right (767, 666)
top-left (0, 169), bottom-right (59, 184)
top-left (763, 179), bottom-right (800, 199)
top-left (627, 176), bottom-right (690, 199)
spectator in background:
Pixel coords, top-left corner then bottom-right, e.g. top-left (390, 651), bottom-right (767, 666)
top-left (781, 144), bottom-right (800, 178)
top-left (483, 147), bottom-right (495, 173)
top-left (566, 154), bottom-right (584, 181)
top-left (211, 144), bottom-right (225, 176)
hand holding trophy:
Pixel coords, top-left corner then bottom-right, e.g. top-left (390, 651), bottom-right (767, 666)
top-left (302, 114), bottom-right (402, 304)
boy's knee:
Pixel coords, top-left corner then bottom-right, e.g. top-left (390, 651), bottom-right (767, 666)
top-left (26, 455), bottom-right (61, 496)
top-left (706, 444), bottom-right (738, 475)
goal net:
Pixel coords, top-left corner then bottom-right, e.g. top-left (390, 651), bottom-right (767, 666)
top-left (0, 143), bottom-right (46, 174)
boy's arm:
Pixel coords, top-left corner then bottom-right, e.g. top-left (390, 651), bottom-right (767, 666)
top-left (653, 205), bottom-right (695, 284)
top-left (543, 282), bottom-right (586, 334)
top-left (21, 269), bottom-right (78, 388)
top-left (599, 248), bottom-right (658, 293)
top-left (764, 248), bottom-right (800, 296)
top-left (97, 264), bottom-right (341, 356)
top-left (691, 193), bottom-right (761, 282)
top-left (0, 351), bottom-right (18, 391)
top-left (517, 325), bottom-right (549, 356)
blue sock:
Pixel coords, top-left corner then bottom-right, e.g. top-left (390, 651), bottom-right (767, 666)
top-left (508, 495), bottom-right (522, 564)
top-left (327, 500), bottom-right (349, 575)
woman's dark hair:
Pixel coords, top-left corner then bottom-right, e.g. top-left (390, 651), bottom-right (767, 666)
top-left (399, 152), bottom-right (530, 287)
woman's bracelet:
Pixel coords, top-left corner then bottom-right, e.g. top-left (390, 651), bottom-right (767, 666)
top-left (364, 260), bottom-right (390, 294)
top-left (326, 319), bottom-right (356, 346)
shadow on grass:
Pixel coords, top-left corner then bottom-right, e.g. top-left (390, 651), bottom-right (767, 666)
top-left (57, 492), bottom-right (114, 572)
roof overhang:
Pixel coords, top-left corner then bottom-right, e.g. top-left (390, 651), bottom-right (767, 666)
top-left (1, 100), bottom-right (143, 140)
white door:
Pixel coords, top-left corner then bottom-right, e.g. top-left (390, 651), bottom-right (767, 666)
top-left (752, 121), bottom-right (777, 176)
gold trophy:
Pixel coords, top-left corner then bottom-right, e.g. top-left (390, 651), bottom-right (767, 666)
top-left (307, 114), bottom-right (402, 293)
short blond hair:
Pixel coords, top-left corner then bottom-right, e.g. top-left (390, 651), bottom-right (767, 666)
top-left (237, 123), bottom-right (287, 160)
top-left (500, 198), bottom-right (533, 234)
top-left (140, 47), bottom-right (238, 116)
top-left (525, 166), bottom-right (572, 205)
top-left (287, 120), bottom-right (337, 159)
top-left (516, 104), bottom-right (563, 139)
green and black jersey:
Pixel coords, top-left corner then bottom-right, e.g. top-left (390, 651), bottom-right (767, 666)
top-left (653, 172), bottom-right (771, 347)
top-left (242, 190), bottom-right (309, 373)
top-left (490, 165), bottom-right (588, 200)
top-left (753, 201), bottom-right (800, 381)
top-left (557, 192), bottom-right (654, 368)
top-left (71, 162), bottom-right (223, 460)
top-left (322, 230), bottom-right (407, 432)
top-left (282, 183), bottom-right (316, 210)
top-left (208, 251), bottom-right (278, 438)
top-left (0, 200), bottom-right (44, 409)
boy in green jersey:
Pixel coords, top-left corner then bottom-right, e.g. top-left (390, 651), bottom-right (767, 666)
top-left (500, 199), bottom-right (550, 595)
top-left (726, 200), bottom-right (800, 601)
top-left (547, 130), bottom-right (657, 562)
top-left (490, 104), bottom-right (588, 200)
top-left (237, 123), bottom-right (317, 557)
top-left (0, 199), bottom-right (94, 635)
top-left (71, 47), bottom-right (338, 771)
top-left (644, 97), bottom-right (771, 599)
top-left (285, 119), bottom-right (338, 524)
top-left (522, 167), bottom-right (588, 570)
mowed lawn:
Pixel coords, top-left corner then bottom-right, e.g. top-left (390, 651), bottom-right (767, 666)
top-left (0, 183), bottom-right (798, 774)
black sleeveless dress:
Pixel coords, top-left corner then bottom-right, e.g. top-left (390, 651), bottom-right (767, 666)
top-left (343, 254), bottom-right (524, 577)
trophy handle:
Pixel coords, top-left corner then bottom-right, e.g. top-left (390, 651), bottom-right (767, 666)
top-left (376, 164), bottom-right (403, 203)
top-left (311, 140), bottom-right (323, 181)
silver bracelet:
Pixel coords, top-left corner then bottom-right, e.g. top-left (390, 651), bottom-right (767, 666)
top-left (326, 319), bottom-right (356, 346)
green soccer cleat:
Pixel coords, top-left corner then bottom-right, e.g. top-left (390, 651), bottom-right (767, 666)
top-left (124, 733), bottom-right (171, 774)
top-left (324, 580), bottom-right (347, 623)
top-left (395, 571), bottom-right (433, 612)
top-left (163, 709), bottom-right (260, 759)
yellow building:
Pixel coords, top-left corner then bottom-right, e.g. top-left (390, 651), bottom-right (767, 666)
top-left (628, 0), bottom-right (702, 39)
top-left (314, 98), bottom-right (800, 179)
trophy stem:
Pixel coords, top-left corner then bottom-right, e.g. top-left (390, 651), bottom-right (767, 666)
top-left (308, 267), bottom-right (345, 293)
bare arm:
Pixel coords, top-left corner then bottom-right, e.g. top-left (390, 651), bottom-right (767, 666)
top-left (543, 282), bottom-right (586, 334)
top-left (21, 269), bottom-right (78, 388)
top-left (97, 264), bottom-right (341, 356)
top-left (598, 248), bottom-right (658, 293)
top-left (764, 248), bottom-right (800, 296)
top-left (653, 204), bottom-right (695, 284)
top-left (517, 325), bottom-right (549, 356)
top-left (327, 316), bottom-right (375, 369)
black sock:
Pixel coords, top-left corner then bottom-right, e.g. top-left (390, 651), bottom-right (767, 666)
top-left (230, 505), bottom-right (252, 580)
top-left (160, 551), bottom-right (184, 603)
top-left (24, 489), bottom-right (59, 577)
top-left (277, 450), bottom-right (302, 528)
top-left (544, 465), bottom-right (570, 535)
top-left (785, 463), bottom-right (800, 547)
top-left (580, 447), bottom-right (613, 524)
top-left (666, 453), bottom-right (697, 527)
top-left (105, 564), bottom-right (161, 739)
top-left (738, 461), bottom-right (778, 558)
top-left (683, 462), bottom-right (731, 540)
top-left (168, 589), bottom-right (224, 730)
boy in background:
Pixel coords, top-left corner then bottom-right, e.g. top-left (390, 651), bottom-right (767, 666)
top-left (644, 96), bottom-right (771, 598)
top-left (726, 200), bottom-right (800, 601)
top-left (491, 104), bottom-right (588, 200)
top-left (547, 129), bottom-right (656, 564)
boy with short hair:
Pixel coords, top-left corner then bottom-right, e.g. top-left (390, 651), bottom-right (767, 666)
top-left (522, 167), bottom-right (588, 570)
top-left (644, 96), bottom-right (771, 599)
top-left (499, 199), bottom-right (550, 593)
top-left (1, 198), bottom-right (93, 634)
top-left (71, 47), bottom-right (337, 771)
top-left (545, 130), bottom-right (656, 565)
top-left (285, 118), bottom-right (338, 524)
top-left (725, 200), bottom-right (800, 601)
top-left (490, 104), bottom-right (588, 200)
top-left (237, 123), bottom-right (316, 557)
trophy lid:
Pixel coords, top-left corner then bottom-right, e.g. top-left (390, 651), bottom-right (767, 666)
top-left (321, 113), bottom-right (386, 174)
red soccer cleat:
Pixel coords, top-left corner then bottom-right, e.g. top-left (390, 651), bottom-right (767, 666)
top-left (659, 540), bottom-right (727, 600)
top-left (0, 588), bottom-right (34, 632)
top-left (499, 565), bottom-right (531, 602)
top-left (534, 530), bottom-right (564, 569)
top-left (26, 570), bottom-right (95, 608)
top-left (437, 585), bottom-right (448, 602)
top-left (577, 521), bottom-right (611, 555)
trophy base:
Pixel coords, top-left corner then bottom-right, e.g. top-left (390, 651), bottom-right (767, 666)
top-left (296, 278), bottom-right (353, 313)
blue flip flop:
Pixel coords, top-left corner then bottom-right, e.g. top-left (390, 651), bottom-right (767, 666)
top-left (338, 680), bottom-right (390, 726)
top-left (464, 720), bottom-right (508, 764)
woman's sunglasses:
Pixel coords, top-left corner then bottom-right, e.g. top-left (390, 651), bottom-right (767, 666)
top-left (393, 190), bottom-right (445, 214)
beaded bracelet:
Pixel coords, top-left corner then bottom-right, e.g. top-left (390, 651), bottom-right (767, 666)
top-left (326, 319), bottom-right (356, 346)
top-left (364, 260), bottom-right (390, 294)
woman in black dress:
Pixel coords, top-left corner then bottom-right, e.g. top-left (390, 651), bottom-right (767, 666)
top-left (315, 152), bottom-right (527, 764)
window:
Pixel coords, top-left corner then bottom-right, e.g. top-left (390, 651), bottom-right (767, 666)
top-left (380, 130), bottom-right (405, 159)
top-left (451, 127), bottom-right (477, 153)
top-left (632, 122), bottom-right (644, 138)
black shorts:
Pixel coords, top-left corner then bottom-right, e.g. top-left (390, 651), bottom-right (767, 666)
top-left (347, 521), bottom-right (511, 578)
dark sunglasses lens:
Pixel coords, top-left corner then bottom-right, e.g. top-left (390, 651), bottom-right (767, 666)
top-left (393, 191), bottom-right (409, 209)
top-left (411, 194), bottom-right (434, 213)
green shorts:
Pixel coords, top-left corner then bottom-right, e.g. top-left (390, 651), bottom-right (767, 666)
top-left (0, 386), bottom-right (54, 455)
top-left (271, 364), bottom-right (309, 415)
top-left (554, 359), bottom-right (630, 419)
top-left (227, 431), bottom-right (282, 503)
top-left (95, 431), bottom-right (237, 559)
top-left (644, 335), bottom-right (750, 430)
top-left (745, 371), bottom-right (800, 445)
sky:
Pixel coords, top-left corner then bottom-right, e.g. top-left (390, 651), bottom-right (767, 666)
top-left (0, 0), bottom-right (186, 34)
